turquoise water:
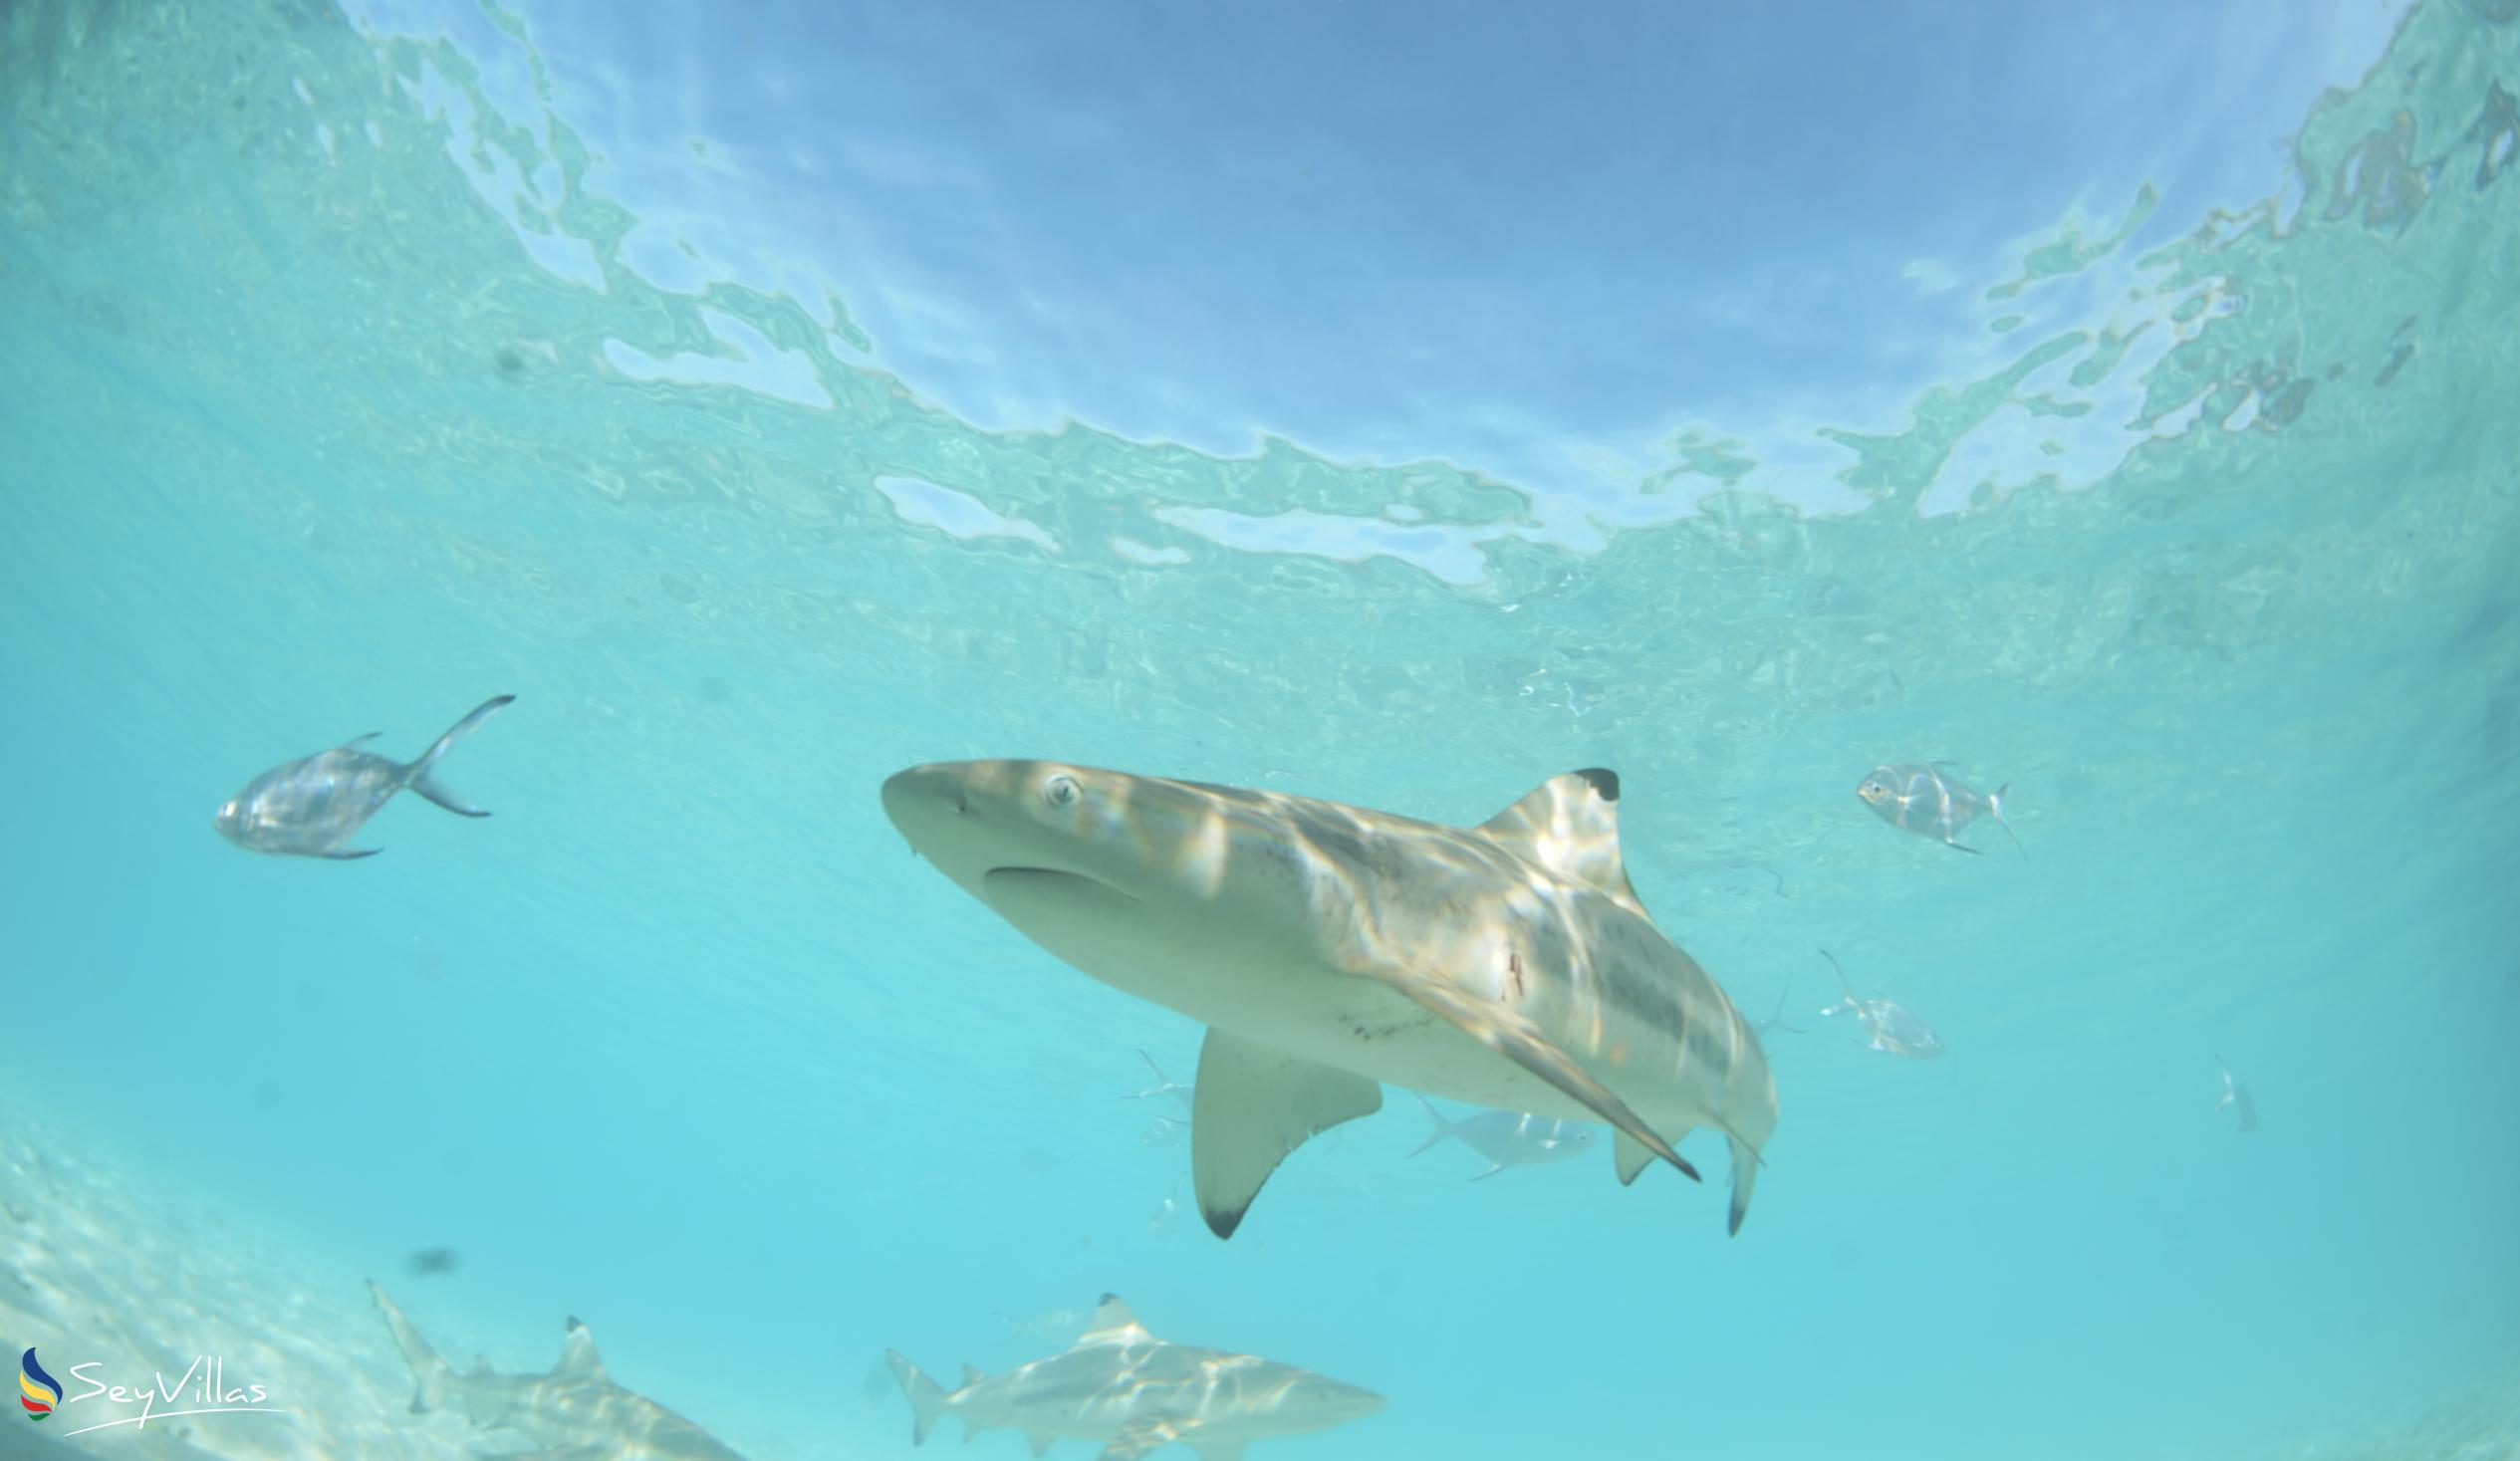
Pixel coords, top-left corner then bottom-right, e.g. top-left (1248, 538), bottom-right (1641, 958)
top-left (3, 2), bottom-right (2517, 1459)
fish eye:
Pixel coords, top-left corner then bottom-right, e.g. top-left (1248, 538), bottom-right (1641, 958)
top-left (1042, 774), bottom-right (1082, 810)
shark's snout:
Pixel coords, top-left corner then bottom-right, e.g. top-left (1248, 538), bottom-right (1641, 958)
top-left (1307, 1380), bottom-right (1388, 1425)
top-left (882, 764), bottom-right (973, 840)
top-left (882, 762), bottom-right (1026, 892)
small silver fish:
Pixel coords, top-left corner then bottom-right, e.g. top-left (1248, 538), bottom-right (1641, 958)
top-left (1406, 1092), bottom-right (1598, 1180)
top-left (1139, 1113), bottom-right (1189, 1148)
top-left (2214, 1055), bottom-right (2258, 1133)
top-left (215, 696), bottom-right (514, 859)
top-left (1124, 1049), bottom-right (1194, 1116)
top-left (1816, 950), bottom-right (1945, 1059)
top-left (1856, 761), bottom-right (2020, 854)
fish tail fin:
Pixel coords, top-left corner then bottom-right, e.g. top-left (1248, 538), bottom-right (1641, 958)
top-left (885, 1350), bottom-right (947, 1446)
top-left (1990, 783), bottom-right (2023, 851)
top-left (404, 695), bottom-right (515, 818)
top-left (368, 1281), bottom-right (453, 1413)
top-left (1726, 1133), bottom-right (1762, 1237)
top-left (1817, 948), bottom-right (1858, 1006)
top-left (1405, 1092), bottom-right (1454, 1157)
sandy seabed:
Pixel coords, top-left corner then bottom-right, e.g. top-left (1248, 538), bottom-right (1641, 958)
top-left (1, 1111), bottom-right (2512, 1461)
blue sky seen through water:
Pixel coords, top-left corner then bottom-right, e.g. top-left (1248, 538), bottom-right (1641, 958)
top-left (345, 0), bottom-right (2404, 505)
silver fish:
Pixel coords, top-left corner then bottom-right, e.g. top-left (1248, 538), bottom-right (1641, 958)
top-left (1816, 950), bottom-right (1944, 1059)
top-left (1856, 761), bottom-right (2019, 854)
top-left (215, 695), bottom-right (514, 858)
top-left (2214, 1056), bottom-right (2258, 1133)
top-left (1126, 1049), bottom-right (1195, 1117)
top-left (1406, 1093), bottom-right (1597, 1180)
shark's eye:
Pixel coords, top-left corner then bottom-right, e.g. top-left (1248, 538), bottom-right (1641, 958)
top-left (1042, 774), bottom-right (1082, 810)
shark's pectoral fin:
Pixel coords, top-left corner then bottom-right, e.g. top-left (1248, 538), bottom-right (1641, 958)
top-left (1027, 1433), bottom-right (1055, 1457)
top-left (1190, 1442), bottom-right (1247, 1461)
top-left (1191, 1029), bottom-right (1384, 1240)
top-left (1388, 975), bottom-right (1700, 1185)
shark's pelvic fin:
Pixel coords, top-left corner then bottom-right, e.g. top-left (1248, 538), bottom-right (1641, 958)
top-left (1028, 1434), bottom-right (1055, 1458)
top-left (1474, 769), bottom-right (1650, 919)
top-left (1612, 1129), bottom-right (1659, 1186)
top-left (1191, 1030), bottom-right (1384, 1240)
top-left (1727, 1132), bottom-right (1761, 1236)
top-left (1103, 1420), bottom-right (1186, 1461)
top-left (553, 1319), bottom-right (605, 1380)
top-left (1386, 973), bottom-right (1700, 1185)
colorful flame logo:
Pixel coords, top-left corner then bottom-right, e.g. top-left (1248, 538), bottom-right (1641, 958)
top-left (19, 1348), bottom-right (60, 1420)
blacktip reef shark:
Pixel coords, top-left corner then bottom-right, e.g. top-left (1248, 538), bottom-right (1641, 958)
top-left (369, 1281), bottom-right (748, 1460)
top-left (216, 695), bottom-right (514, 858)
top-left (881, 760), bottom-right (1778, 1237)
top-left (887, 1294), bottom-right (1384, 1461)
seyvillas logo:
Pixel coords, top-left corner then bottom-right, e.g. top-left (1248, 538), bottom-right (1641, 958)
top-left (21, 1349), bottom-right (284, 1437)
top-left (18, 1349), bottom-right (59, 1419)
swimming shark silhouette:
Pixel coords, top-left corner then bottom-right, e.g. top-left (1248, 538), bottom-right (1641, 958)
top-left (887, 1294), bottom-right (1384, 1460)
top-left (881, 761), bottom-right (1777, 1238)
top-left (369, 1281), bottom-right (747, 1460)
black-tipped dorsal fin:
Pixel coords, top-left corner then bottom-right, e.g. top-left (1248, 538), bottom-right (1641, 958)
top-left (1476, 770), bottom-right (1648, 918)
top-left (1080, 1294), bottom-right (1150, 1344)
top-left (554, 1318), bottom-right (605, 1379)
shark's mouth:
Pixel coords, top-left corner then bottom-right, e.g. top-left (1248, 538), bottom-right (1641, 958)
top-left (982, 865), bottom-right (1141, 904)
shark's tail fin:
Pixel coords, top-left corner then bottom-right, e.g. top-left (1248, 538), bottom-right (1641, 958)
top-left (1989, 783), bottom-right (2023, 851)
top-left (1405, 1092), bottom-right (1455, 1158)
top-left (403, 694), bottom-right (514, 818)
top-left (368, 1281), bottom-right (453, 1414)
top-left (885, 1350), bottom-right (948, 1447)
